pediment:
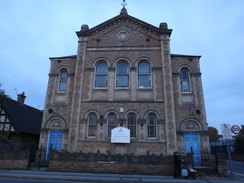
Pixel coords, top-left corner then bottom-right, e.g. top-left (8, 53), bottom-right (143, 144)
top-left (76, 14), bottom-right (172, 41)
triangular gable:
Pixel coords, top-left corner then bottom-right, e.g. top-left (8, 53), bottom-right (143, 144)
top-left (0, 103), bottom-right (16, 133)
top-left (0, 95), bottom-right (42, 135)
top-left (76, 14), bottom-right (172, 41)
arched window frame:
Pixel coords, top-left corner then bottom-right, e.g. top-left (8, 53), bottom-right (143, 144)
top-left (87, 113), bottom-right (97, 138)
top-left (147, 113), bottom-right (157, 138)
top-left (94, 62), bottom-right (108, 88)
top-left (107, 113), bottom-right (116, 138)
top-left (137, 61), bottom-right (151, 88)
top-left (58, 69), bottom-right (68, 92)
top-left (116, 61), bottom-right (129, 88)
top-left (180, 68), bottom-right (191, 93)
top-left (127, 113), bottom-right (137, 138)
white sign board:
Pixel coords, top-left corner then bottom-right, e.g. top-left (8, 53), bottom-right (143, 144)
top-left (221, 124), bottom-right (232, 139)
top-left (111, 127), bottom-right (130, 143)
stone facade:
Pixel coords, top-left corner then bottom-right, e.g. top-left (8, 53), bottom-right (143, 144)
top-left (39, 8), bottom-right (209, 159)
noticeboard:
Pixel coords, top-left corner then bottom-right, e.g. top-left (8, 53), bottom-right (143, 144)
top-left (111, 127), bottom-right (130, 143)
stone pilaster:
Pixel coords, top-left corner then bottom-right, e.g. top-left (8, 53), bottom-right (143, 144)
top-left (68, 36), bottom-right (88, 152)
top-left (160, 35), bottom-right (177, 155)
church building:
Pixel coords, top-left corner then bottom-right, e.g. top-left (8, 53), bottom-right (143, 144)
top-left (39, 2), bottom-right (209, 164)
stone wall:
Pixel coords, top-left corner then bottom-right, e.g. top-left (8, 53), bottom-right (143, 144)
top-left (0, 143), bottom-right (31, 170)
top-left (0, 159), bottom-right (29, 170)
top-left (48, 150), bottom-right (191, 176)
top-left (0, 143), bottom-right (35, 170)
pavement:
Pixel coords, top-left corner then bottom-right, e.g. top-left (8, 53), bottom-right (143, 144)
top-left (0, 170), bottom-right (244, 183)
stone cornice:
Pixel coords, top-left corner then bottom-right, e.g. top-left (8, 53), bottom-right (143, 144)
top-left (86, 46), bottom-right (161, 52)
top-left (76, 14), bottom-right (172, 40)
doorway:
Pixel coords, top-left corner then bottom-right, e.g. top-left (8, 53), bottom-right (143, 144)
top-left (46, 131), bottom-right (63, 161)
top-left (184, 133), bottom-right (201, 165)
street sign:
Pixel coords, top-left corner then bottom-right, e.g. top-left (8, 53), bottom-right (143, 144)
top-left (221, 124), bottom-right (232, 139)
top-left (231, 125), bottom-right (241, 134)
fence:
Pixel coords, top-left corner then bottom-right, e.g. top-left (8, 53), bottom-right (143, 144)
top-left (0, 142), bottom-right (222, 176)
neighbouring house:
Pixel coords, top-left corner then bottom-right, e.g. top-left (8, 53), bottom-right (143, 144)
top-left (39, 3), bottom-right (210, 165)
top-left (0, 93), bottom-right (42, 143)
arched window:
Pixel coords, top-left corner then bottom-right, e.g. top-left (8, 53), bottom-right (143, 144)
top-left (127, 113), bottom-right (136, 138)
top-left (95, 62), bottom-right (108, 88)
top-left (116, 62), bottom-right (129, 87)
top-left (58, 69), bottom-right (68, 92)
top-left (107, 113), bottom-right (116, 137)
top-left (147, 113), bottom-right (157, 138)
top-left (138, 62), bottom-right (151, 88)
top-left (180, 68), bottom-right (191, 93)
top-left (87, 113), bottom-right (97, 137)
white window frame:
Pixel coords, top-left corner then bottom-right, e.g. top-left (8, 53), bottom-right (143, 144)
top-left (137, 62), bottom-right (151, 88)
top-left (116, 62), bottom-right (129, 88)
top-left (94, 62), bottom-right (108, 88)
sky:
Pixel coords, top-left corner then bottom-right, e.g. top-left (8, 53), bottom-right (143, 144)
top-left (0, 0), bottom-right (243, 133)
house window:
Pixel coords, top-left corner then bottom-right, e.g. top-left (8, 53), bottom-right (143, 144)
top-left (87, 113), bottom-right (97, 137)
top-left (116, 62), bottom-right (129, 87)
top-left (147, 113), bottom-right (157, 138)
top-left (58, 69), bottom-right (68, 92)
top-left (95, 62), bottom-right (108, 88)
top-left (180, 68), bottom-right (191, 93)
top-left (138, 62), bottom-right (151, 88)
top-left (127, 113), bottom-right (136, 138)
top-left (107, 113), bottom-right (116, 137)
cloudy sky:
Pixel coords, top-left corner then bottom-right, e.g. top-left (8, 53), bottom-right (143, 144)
top-left (0, 0), bottom-right (243, 133)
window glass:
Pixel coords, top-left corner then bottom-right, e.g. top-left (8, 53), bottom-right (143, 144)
top-left (138, 62), bottom-right (151, 88)
top-left (180, 69), bottom-right (190, 92)
top-left (95, 62), bottom-right (108, 87)
top-left (116, 62), bottom-right (129, 87)
top-left (107, 113), bottom-right (116, 137)
top-left (147, 113), bottom-right (156, 138)
top-left (127, 113), bottom-right (136, 137)
top-left (58, 69), bottom-right (68, 92)
top-left (88, 113), bottom-right (97, 137)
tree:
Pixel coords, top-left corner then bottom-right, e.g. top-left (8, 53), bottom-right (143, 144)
top-left (0, 83), bottom-right (10, 98)
top-left (208, 126), bottom-right (222, 142)
top-left (234, 125), bottom-right (244, 153)
top-left (0, 83), bottom-right (5, 96)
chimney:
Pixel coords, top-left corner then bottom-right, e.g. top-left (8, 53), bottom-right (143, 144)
top-left (17, 92), bottom-right (26, 104)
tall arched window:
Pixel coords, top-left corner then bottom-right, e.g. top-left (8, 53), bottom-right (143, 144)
top-left (87, 113), bottom-right (97, 137)
top-left (95, 62), bottom-right (108, 88)
top-left (116, 62), bottom-right (129, 87)
top-left (147, 113), bottom-right (157, 138)
top-left (127, 113), bottom-right (136, 138)
top-left (58, 69), bottom-right (68, 92)
top-left (107, 113), bottom-right (116, 137)
top-left (138, 62), bottom-right (151, 88)
top-left (180, 68), bottom-right (191, 93)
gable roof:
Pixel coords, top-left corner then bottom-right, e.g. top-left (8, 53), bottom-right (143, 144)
top-left (0, 95), bottom-right (43, 135)
top-left (76, 13), bottom-right (172, 40)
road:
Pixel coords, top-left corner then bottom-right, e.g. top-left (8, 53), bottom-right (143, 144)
top-left (227, 160), bottom-right (244, 178)
top-left (0, 161), bottom-right (243, 183)
top-left (0, 178), bottom-right (94, 183)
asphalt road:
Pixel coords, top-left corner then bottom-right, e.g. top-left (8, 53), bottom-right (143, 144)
top-left (227, 160), bottom-right (244, 178)
top-left (0, 178), bottom-right (94, 183)
top-left (0, 160), bottom-right (243, 183)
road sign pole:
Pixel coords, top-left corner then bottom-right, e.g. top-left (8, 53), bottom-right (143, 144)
top-left (226, 139), bottom-right (233, 178)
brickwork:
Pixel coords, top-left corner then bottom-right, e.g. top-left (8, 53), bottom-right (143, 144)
top-left (39, 11), bottom-right (210, 158)
top-left (49, 160), bottom-right (173, 175)
top-left (49, 150), bottom-right (175, 175)
top-left (0, 159), bottom-right (29, 170)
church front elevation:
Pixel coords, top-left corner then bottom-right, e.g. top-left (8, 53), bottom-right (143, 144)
top-left (39, 6), bottom-right (210, 164)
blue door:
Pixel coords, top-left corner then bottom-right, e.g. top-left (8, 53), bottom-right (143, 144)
top-left (46, 131), bottom-right (63, 161)
top-left (184, 133), bottom-right (201, 165)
